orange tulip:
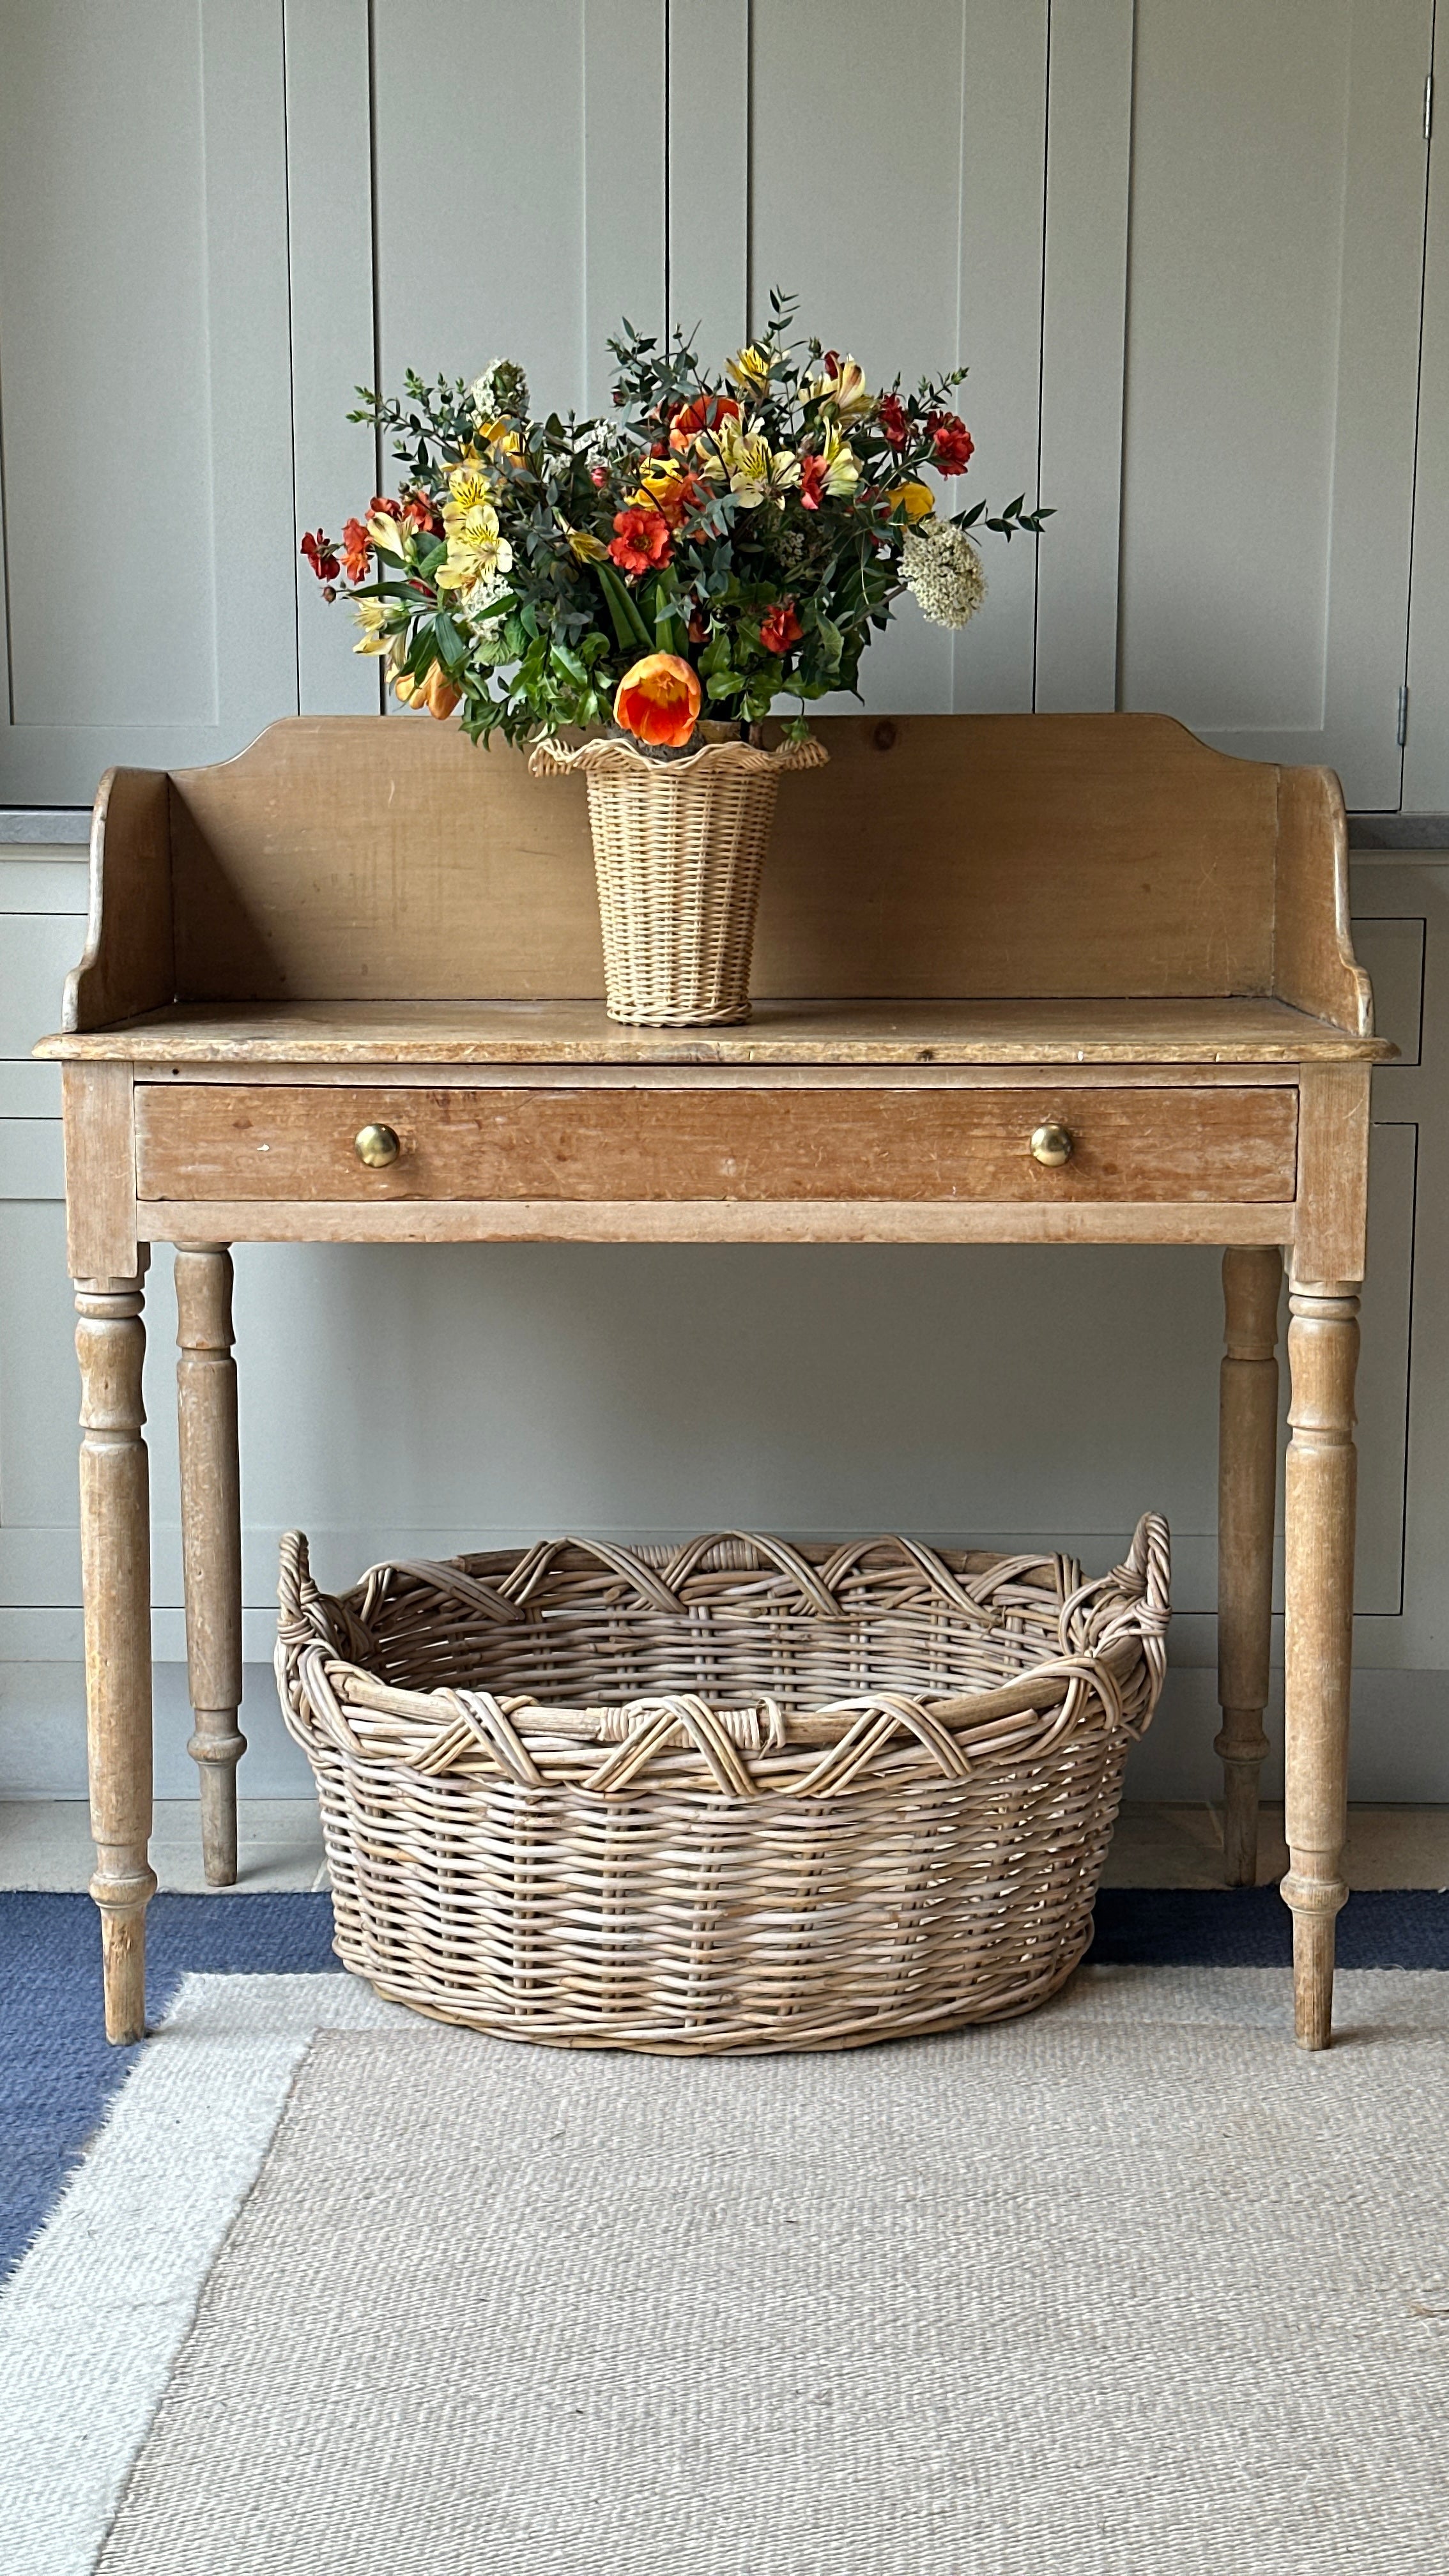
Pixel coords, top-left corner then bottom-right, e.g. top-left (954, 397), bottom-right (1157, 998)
top-left (613, 652), bottom-right (702, 749)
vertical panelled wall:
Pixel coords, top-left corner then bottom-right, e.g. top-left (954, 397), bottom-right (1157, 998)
top-left (0, 1), bottom-right (298, 800)
top-left (0, 1), bottom-right (1437, 796)
top-left (1, 3), bottom-right (1448, 1804)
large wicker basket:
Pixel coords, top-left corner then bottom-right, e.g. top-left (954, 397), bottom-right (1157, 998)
top-left (528, 732), bottom-right (828, 1025)
top-left (277, 1519), bottom-right (1169, 2054)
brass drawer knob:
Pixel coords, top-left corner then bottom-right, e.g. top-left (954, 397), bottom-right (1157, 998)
top-left (355, 1121), bottom-right (401, 1168)
top-left (1029, 1120), bottom-right (1074, 1168)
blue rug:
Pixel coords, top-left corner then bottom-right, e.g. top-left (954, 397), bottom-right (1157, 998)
top-left (0, 1892), bottom-right (338, 2287)
top-left (1091, 1885), bottom-right (1449, 1968)
top-left (4, 1886), bottom-right (1449, 2290)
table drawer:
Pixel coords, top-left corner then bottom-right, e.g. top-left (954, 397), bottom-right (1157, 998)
top-left (136, 1083), bottom-right (1299, 1205)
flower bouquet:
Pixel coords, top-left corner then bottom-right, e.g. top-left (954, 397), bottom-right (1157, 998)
top-left (303, 293), bottom-right (1047, 1023)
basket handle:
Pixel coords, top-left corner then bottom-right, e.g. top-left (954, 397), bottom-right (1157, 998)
top-left (277, 1528), bottom-right (317, 1635)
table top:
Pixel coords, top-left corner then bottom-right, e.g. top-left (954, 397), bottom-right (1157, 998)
top-left (37, 995), bottom-right (1393, 1069)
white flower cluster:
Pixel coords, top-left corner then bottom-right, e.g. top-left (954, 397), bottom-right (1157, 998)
top-left (468, 358), bottom-right (529, 422)
top-left (459, 566), bottom-right (513, 661)
top-left (901, 520), bottom-right (986, 630)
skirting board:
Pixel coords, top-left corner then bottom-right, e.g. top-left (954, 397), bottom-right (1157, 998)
top-left (1, 1662), bottom-right (1448, 1804)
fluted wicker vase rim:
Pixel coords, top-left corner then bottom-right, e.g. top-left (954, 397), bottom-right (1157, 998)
top-left (527, 730), bottom-right (829, 783)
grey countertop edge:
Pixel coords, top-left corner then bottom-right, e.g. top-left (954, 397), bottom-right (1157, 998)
top-left (0, 811), bottom-right (91, 845)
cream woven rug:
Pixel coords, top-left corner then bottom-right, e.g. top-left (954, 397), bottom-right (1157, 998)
top-left (82, 1969), bottom-right (1449, 2575)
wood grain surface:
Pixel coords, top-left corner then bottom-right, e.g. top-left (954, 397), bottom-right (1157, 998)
top-left (135, 1081), bottom-right (1300, 1206)
top-left (40, 995), bottom-right (1392, 1066)
top-left (159, 712), bottom-right (1287, 1008)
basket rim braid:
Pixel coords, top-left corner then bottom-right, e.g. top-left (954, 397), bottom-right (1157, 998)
top-left (277, 1519), bottom-right (1170, 2052)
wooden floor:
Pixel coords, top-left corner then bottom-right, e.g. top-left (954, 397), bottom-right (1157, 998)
top-left (1, 1801), bottom-right (1446, 1895)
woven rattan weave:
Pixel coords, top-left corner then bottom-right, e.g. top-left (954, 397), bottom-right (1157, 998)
top-left (278, 1518), bottom-right (1170, 2053)
top-left (529, 732), bottom-right (828, 1025)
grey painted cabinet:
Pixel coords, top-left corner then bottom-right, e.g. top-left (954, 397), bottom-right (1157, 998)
top-left (3, 6), bottom-right (1448, 1807)
top-left (1, 0), bottom-right (1439, 801)
top-left (0, 1), bottom-right (298, 802)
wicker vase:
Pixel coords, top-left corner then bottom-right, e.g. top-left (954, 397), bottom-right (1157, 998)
top-left (529, 730), bottom-right (829, 1025)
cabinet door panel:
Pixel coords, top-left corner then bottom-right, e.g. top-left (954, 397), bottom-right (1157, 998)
top-left (370, 1), bottom-right (664, 428)
top-left (0, 1), bottom-right (298, 804)
top-left (748, 0), bottom-right (1048, 717)
top-left (1116, 0), bottom-right (1431, 806)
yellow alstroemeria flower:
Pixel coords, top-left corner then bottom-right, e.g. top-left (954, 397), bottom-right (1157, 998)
top-left (367, 512), bottom-right (408, 560)
top-left (447, 462), bottom-right (494, 510)
top-left (704, 421), bottom-right (799, 509)
top-left (441, 494), bottom-right (500, 550)
top-left (562, 523), bottom-right (609, 562)
top-left (351, 598), bottom-right (389, 656)
top-left (817, 424), bottom-right (861, 500)
top-left (635, 458), bottom-right (687, 507)
top-left (725, 342), bottom-right (774, 398)
top-left (436, 501), bottom-right (513, 592)
top-left (477, 418), bottom-right (524, 458)
top-left (891, 479), bottom-right (935, 522)
top-left (811, 356), bottom-right (875, 422)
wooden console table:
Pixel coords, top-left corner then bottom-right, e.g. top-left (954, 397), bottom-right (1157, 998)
top-left (36, 711), bottom-right (1388, 2051)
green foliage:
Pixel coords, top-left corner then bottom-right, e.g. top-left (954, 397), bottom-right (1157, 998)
top-left (310, 295), bottom-right (1050, 749)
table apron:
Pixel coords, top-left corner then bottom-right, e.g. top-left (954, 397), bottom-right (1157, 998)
top-left (135, 1198), bottom-right (1296, 1247)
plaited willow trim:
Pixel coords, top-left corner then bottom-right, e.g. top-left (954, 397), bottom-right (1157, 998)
top-left (528, 732), bottom-right (829, 1026)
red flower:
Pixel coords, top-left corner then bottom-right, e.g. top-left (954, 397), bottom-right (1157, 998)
top-left (368, 494), bottom-right (403, 519)
top-left (759, 599), bottom-right (802, 656)
top-left (797, 454), bottom-right (827, 511)
top-left (670, 392), bottom-right (741, 448)
top-left (301, 529), bottom-right (339, 582)
top-left (878, 393), bottom-right (908, 450)
top-left (819, 349), bottom-right (841, 379)
top-left (590, 464), bottom-right (610, 487)
top-left (341, 518), bottom-right (372, 583)
top-left (608, 506), bottom-right (673, 578)
top-left (927, 411), bottom-right (974, 475)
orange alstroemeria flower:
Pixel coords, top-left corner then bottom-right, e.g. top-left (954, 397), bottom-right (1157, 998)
top-left (670, 392), bottom-right (741, 450)
top-left (341, 517), bottom-right (373, 582)
top-left (614, 652), bottom-right (702, 749)
top-left (395, 664), bottom-right (461, 721)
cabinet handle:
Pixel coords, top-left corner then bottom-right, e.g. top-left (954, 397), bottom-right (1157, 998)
top-left (1029, 1120), bottom-right (1074, 1168)
top-left (355, 1122), bottom-right (401, 1168)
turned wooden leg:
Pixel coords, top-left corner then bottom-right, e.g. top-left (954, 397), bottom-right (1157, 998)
top-left (76, 1266), bottom-right (157, 2044)
top-left (1282, 1276), bottom-right (1360, 2050)
top-left (175, 1245), bottom-right (245, 1885)
top-left (1215, 1247), bottom-right (1282, 1885)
